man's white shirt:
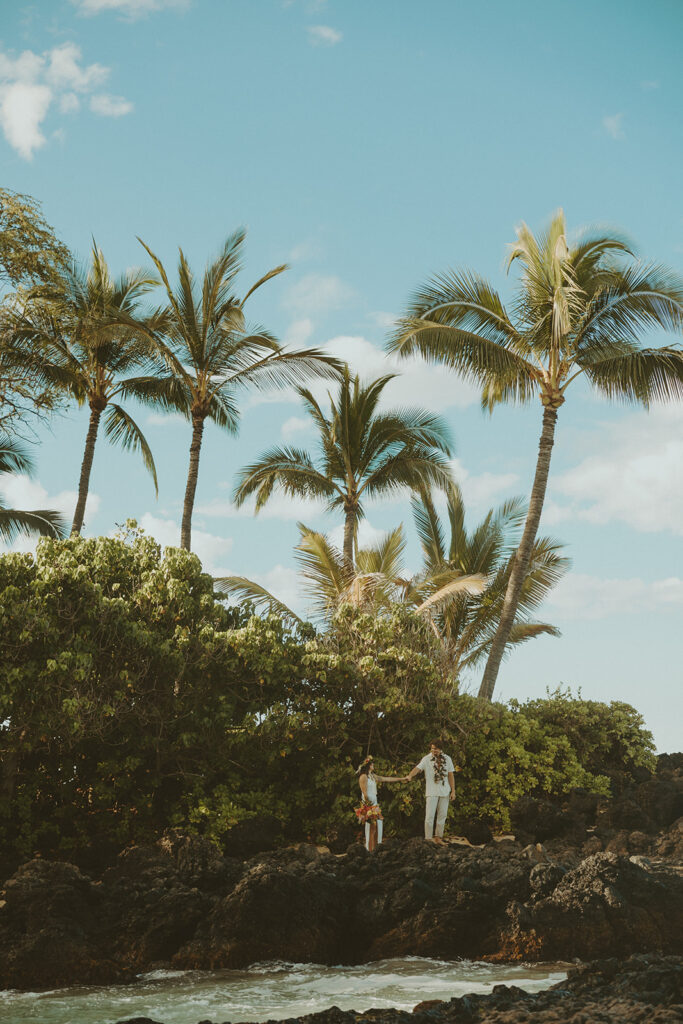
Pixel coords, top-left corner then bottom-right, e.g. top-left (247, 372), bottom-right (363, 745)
top-left (417, 753), bottom-right (454, 796)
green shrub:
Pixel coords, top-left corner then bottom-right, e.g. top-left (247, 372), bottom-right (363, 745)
top-left (0, 527), bottom-right (658, 866)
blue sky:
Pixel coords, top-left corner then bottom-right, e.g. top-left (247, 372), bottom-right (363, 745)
top-left (1, 0), bottom-right (682, 752)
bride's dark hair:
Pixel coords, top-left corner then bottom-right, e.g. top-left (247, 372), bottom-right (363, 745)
top-left (355, 755), bottom-right (374, 777)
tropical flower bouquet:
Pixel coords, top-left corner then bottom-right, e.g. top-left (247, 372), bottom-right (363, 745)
top-left (354, 801), bottom-right (382, 825)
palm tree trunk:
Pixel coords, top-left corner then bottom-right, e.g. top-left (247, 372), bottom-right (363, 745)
top-left (478, 405), bottom-right (559, 701)
top-left (343, 506), bottom-right (355, 570)
top-left (72, 403), bottom-right (104, 535)
top-left (181, 413), bottom-right (205, 551)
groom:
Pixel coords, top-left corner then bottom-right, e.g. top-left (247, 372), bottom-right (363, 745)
top-left (405, 739), bottom-right (456, 843)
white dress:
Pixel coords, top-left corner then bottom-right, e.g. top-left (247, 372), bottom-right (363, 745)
top-left (362, 773), bottom-right (383, 848)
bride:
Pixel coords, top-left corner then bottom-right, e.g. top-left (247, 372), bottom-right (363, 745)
top-left (355, 756), bottom-right (405, 851)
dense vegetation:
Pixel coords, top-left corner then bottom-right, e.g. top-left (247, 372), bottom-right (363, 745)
top-left (0, 527), bottom-right (655, 872)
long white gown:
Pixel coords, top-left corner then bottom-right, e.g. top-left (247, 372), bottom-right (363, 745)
top-left (363, 773), bottom-right (383, 849)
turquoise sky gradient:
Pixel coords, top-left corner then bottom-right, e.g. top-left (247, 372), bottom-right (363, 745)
top-left (1, 0), bottom-right (681, 751)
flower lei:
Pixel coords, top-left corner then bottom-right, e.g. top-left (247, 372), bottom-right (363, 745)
top-left (431, 750), bottom-right (447, 784)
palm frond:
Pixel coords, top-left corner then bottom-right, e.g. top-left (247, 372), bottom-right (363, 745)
top-left (410, 488), bottom-right (446, 568)
top-left (582, 346), bottom-right (683, 405)
top-left (415, 573), bottom-right (487, 614)
top-left (241, 263), bottom-right (287, 305)
top-left (104, 404), bottom-right (159, 494)
top-left (213, 575), bottom-right (302, 627)
top-left (0, 505), bottom-right (67, 542)
top-left (0, 434), bottom-right (35, 476)
top-left (356, 525), bottom-right (406, 578)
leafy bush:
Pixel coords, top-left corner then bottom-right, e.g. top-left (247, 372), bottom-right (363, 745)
top-left (0, 527), bottom-right (657, 869)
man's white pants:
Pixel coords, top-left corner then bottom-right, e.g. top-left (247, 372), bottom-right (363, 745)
top-left (425, 795), bottom-right (449, 839)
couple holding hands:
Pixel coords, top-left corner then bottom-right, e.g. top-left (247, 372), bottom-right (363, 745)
top-left (355, 739), bottom-right (457, 851)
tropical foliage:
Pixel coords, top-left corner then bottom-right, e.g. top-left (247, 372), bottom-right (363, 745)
top-left (137, 230), bottom-right (341, 550)
top-left (233, 367), bottom-right (454, 566)
top-left (389, 209), bottom-right (683, 700)
top-left (0, 529), bottom-right (655, 872)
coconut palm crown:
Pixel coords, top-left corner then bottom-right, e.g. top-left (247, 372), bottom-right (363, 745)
top-left (10, 244), bottom-right (165, 535)
top-left (232, 366), bottom-right (454, 566)
top-left (406, 483), bottom-right (569, 677)
top-left (137, 230), bottom-right (342, 550)
top-left (388, 209), bottom-right (683, 700)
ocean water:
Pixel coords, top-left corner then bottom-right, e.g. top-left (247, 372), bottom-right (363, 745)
top-left (0, 957), bottom-right (567, 1024)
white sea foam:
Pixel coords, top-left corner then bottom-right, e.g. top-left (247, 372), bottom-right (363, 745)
top-left (0, 957), bottom-right (567, 1024)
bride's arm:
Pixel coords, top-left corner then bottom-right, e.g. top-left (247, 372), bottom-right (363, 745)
top-left (374, 773), bottom-right (407, 783)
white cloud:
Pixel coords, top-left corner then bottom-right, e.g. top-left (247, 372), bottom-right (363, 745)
top-left (248, 564), bottom-right (304, 615)
top-left (0, 81), bottom-right (51, 159)
top-left (138, 513), bottom-right (233, 575)
top-left (550, 404), bottom-right (683, 535)
top-left (72, 0), bottom-right (188, 16)
top-left (284, 318), bottom-right (314, 348)
top-left (0, 474), bottom-right (100, 552)
top-left (323, 335), bottom-right (479, 411)
top-left (146, 412), bottom-right (188, 427)
top-left (89, 93), bottom-right (134, 117)
top-left (281, 415), bottom-right (311, 440)
top-left (307, 25), bottom-right (343, 46)
top-left (59, 92), bottom-right (81, 114)
top-left (287, 239), bottom-right (320, 263)
top-left (247, 333), bottom-right (479, 413)
top-left (45, 42), bottom-right (108, 92)
top-left (641, 80), bottom-right (659, 91)
top-left (0, 42), bottom-right (131, 160)
top-left (284, 274), bottom-right (352, 317)
top-left (449, 458), bottom-right (520, 512)
top-left (197, 489), bottom-right (326, 523)
top-left (368, 311), bottom-right (397, 330)
top-left (602, 113), bottom-right (624, 140)
top-left (546, 573), bottom-right (683, 621)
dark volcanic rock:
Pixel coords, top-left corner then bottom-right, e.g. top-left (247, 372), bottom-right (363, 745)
top-left (457, 818), bottom-right (494, 845)
top-left (175, 845), bottom-right (351, 968)
top-left (0, 859), bottom-right (129, 989)
top-left (3, 836), bottom-right (683, 990)
top-left (220, 814), bottom-right (283, 858)
top-left (509, 795), bottom-right (570, 843)
top-left (498, 851), bottom-right (683, 961)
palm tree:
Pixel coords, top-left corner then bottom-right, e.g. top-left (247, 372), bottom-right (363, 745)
top-left (217, 485), bottom-right (566, 677)
top-left (233, 367), bottom-right (454, 567)
top-left (137, 230), bottom-right (341, 551)
top-left (12, 245), bottom-right (164, 535)
top-left (216, 520), bottom-right (484, 629)
top-left (406, 483), bottom-right (569, 677)
top-left (0, 434), bottom-right (66, 543)
top-left (389, 209), bottom-right (683, 700)
top-left (218, 523), bottom-right (411, 625)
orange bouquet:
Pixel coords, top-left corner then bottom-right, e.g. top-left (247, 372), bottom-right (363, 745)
top-left (354, 801), bottom-right (382, 825)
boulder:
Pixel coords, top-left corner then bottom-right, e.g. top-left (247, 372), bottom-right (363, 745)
top-left (498, 851), bottom-right (683, 961)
